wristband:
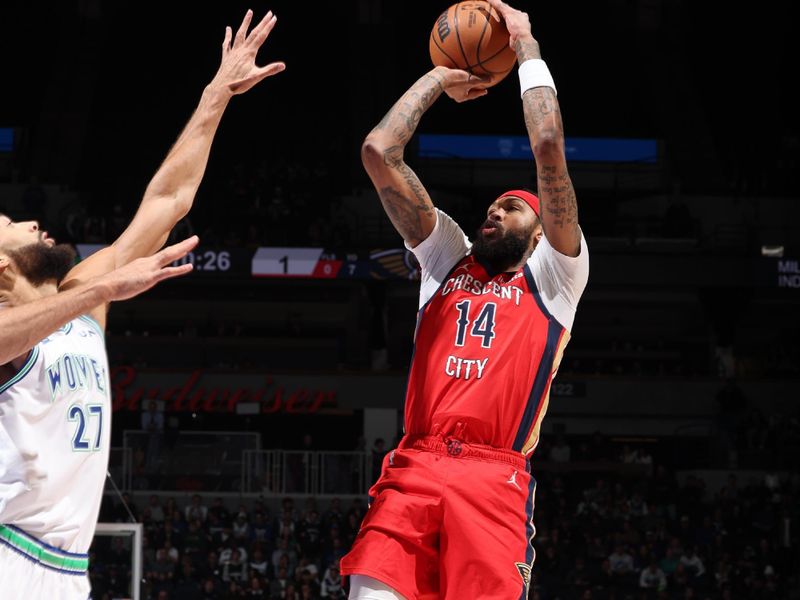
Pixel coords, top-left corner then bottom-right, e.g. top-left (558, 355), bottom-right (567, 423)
top-left (518, 59), bottom-right (557, 97)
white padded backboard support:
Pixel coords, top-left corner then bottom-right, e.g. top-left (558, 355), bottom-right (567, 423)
top-left (94, 523), bottom-right (143, 600)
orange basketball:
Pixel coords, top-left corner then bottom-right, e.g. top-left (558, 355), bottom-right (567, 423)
top-left (429, 1), bottom-right (517, 87)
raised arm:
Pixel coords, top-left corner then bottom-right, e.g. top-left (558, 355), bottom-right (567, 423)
top-left (0, 237), bottom-right (198, 366)
top-left (490, 0), bottom-right (581, 257)
top-left (60, 9), bottom-right (285, 326)
top-left (362, 67), bottom-right (489, 247)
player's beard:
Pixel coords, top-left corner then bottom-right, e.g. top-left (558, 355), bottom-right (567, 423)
top-left (7, 242), bottom-right (76, 286)
top-left (472, 221), bottom-right (534, 271)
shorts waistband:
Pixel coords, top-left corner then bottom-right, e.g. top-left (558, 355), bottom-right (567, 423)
top-left (0, 524), bottom-right (89, 575)
top-left (399, 435), bottom-right (528, 469)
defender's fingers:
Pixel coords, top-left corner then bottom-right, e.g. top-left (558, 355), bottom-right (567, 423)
top-left (156, 263), bottom-right (195, 282)
top-left (156, 235), bottom-right (200, 265)
top-left (234, 9), bottom-right (254, 46)
top-left (247, 11), bottom-right (275, 47)
top-left (222, 26), bottom-right (232, 56)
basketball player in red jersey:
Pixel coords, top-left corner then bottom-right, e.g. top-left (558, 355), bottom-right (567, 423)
top-left (340, 2), bottom-right (588, 599)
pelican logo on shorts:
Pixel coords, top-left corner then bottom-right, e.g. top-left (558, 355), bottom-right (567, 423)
top-left (436, 11), bottom-right (451, 43)
top-left (515, 562), bottom-right (532, 590)
top-left (446, 439), bottom-right (462, 457)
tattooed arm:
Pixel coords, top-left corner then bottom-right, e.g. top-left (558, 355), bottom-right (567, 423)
top-left (489, 0), bottom-right (581, 257)
top-left (362, 66), bottom-right (489, 247)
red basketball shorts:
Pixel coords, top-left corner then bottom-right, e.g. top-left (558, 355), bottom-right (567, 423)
top-left (340, 435), bottom-right (537, 600)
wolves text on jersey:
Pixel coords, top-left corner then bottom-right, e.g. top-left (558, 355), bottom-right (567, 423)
top-left (46, 353), bottom-right (108, 402)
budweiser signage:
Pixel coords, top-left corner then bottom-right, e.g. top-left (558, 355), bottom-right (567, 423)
top-left (111, 367), bottom-right (338, 414)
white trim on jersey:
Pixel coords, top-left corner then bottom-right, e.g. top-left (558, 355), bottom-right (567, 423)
top-left (0, 346), bottom-right (40, 395)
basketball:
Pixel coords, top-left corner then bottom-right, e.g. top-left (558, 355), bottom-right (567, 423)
top-left (429, 1), bottom-right (517, 87)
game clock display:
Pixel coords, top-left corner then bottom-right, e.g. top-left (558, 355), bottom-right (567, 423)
top-left (170, 248), bottom-right (250, 275)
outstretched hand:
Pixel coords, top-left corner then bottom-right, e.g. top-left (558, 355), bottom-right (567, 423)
top-left (99, 236), bottom-right (199, 302)
top-left (433, 66), bottom-right (491, 103)
top-left (211, 9), bottom-right (286, 96)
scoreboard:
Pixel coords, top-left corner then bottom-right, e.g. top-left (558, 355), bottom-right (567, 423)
top-left (77, 244), bottom-right (420, 280)
top-left (251, 247), bottom-right (420, 280)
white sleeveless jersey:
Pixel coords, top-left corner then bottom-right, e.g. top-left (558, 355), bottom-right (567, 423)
top-left (0, 315), bottom-right (110, 553)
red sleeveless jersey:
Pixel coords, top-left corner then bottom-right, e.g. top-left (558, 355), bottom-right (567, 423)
top-left (404, 254), bottom-right (571, 455)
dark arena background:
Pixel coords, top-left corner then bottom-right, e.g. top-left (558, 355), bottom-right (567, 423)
top-left (1, 1), bottom-right (798, 599)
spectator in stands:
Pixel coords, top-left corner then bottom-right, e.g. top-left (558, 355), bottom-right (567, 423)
top-left (659, 546), bottom-right (679, 579)
top-left (322, 498), bottom-right (343, 533)
top-left (174, 560), bottom-right (202, 598)
top-left (220, 547), bottom-right (247, 583)
top-left (320, 564), bottom-right (345, 599)
top-left (148, 495), bottom-right (165, 523)
top-left (183, 519), bottom-right (210, 560)
top-left (146, 549), bottom-right (175, 593)
top-left (276, 509), bottom-right (297, 540)
top-left (609, 544), bottom-right (635, 577)
top-left (249, 575), bottom-right (268, 599)
top-left (249, 548), bottom-right (269, 578)
top-left (679, 545), bottom-right (706, 579)
top-left (639, 557), bottom-right (667, 591)
top-left (252, 512), bottom-right (271, 545)
top-left (198, 550), bottom-right (222, 583)
top-left (299, 509), bottom-right (322, 561)
top-left (186, 494), bottom-right (209, 523)
top-left (233, 509), bottom-right (251, 542)
top-left (549, 435), bottom-right (572, 463)
top-left (200, 578), bottom-right (218, 599)
top-left (270, 566), bottom-right (290, 599)
top-left (162, 538), bottom-right (180, 564)
top-left (209, 497), bottom-right (231, 524)
top-left (164, 497), bottom-right (179, 520)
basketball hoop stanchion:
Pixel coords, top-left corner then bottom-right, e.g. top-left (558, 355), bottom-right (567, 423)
top-left (94, 522), bottom-right (143, 600)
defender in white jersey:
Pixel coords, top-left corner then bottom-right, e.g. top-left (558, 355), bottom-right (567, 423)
top-left (0, 9), bottom-right (285, 598)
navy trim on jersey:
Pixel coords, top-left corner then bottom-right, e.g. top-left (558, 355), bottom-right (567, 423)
top-left (517, 474), bottom-right (537, 600)
top-left (0, 537), bottom-right (88, 576)
top-left (2, 523), bottom-right (89, 559)
top-left (0, 346), bottom-right (40, 395)
top-left (523, 264), bottom-right (556, 322)
top-left (511, 318), bottom-right (563, 452)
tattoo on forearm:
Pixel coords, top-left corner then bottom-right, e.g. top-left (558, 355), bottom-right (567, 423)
top-left (521, 82), bottom-right (579, 246)
top-left (374, 73), bottom-right (444, 145)
top-left (538, 165), bottom-right (578, 232)
top-left (522, 87), bottom-right (560, 131)
top-left (369, 72), bottom-right (444, 244)
top-left (514, 38), bottom-right (541, 64)
top-left (378, 185), bottom-right (431, 246)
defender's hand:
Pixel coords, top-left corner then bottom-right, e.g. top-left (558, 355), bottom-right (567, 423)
top-left (98, 236), bottom-right (199, 302)
top-left (210, 9), bottom-right (286, 97)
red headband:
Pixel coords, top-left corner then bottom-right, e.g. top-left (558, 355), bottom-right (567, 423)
top-left (497, 189), bottom-right (540, 216)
